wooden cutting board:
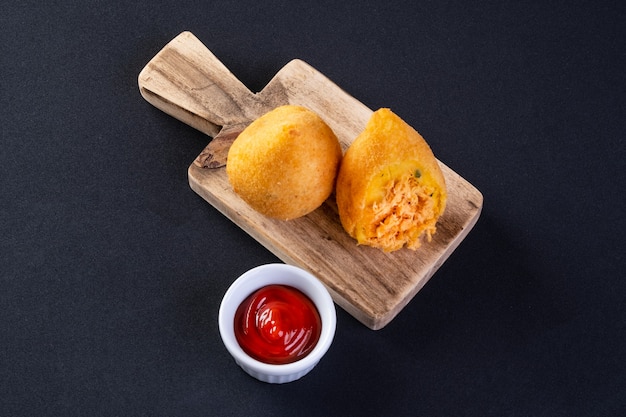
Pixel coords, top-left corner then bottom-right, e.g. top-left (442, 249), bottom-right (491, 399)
top-left (138, 32), bottom-right (483, 330)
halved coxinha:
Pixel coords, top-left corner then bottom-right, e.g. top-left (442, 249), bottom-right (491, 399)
top-left (336, 108), bottom-right (447, 252)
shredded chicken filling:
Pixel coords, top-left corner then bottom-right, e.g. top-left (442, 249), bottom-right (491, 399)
top-left (368, 173), bottom-right (438, 251)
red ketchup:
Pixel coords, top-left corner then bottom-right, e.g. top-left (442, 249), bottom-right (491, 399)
top-left (234, 284), bottom-right (321, 365)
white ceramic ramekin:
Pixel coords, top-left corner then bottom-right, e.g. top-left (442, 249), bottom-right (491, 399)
top-left (218, 263), bottom-right (336, 383)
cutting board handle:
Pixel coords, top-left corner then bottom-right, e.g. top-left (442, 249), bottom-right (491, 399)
top-left (138, 31), bottom-right (264, 138)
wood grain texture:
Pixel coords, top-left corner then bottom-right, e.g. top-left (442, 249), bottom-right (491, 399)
top-left (139, 32), bottom-right (483, 329)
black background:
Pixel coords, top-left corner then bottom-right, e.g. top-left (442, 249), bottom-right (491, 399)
top-left (2, 1), bottom-right (624, 416)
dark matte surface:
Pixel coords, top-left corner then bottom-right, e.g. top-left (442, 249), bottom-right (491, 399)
top-left (2, 1), bottom-right (624, 416)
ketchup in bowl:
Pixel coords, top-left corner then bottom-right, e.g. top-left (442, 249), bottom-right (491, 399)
top-left (234, 284), bottom-right (322, 365)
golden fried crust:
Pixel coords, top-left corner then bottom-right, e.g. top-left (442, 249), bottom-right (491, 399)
top-left (226, 105), bottom-right (342, 220)
top-left (336, 108), bottom-right (447, 251)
